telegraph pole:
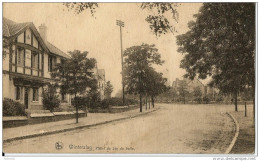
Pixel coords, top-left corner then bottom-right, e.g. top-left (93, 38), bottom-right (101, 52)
top-left (116, 20), bottom-right (125, 105)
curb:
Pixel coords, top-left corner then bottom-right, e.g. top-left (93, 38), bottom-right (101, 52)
top-left (3, 108), bottom-right (160, 143)
top-left (225, 112), bottom-right (240, 154)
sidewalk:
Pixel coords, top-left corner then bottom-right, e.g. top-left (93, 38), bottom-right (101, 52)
top-left (3, 107), bottom-right (159, 143)
top-left (229, 107), bottom-right (255, 154)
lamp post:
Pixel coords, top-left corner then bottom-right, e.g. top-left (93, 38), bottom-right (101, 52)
top-left (116, 20), bottom-right (125, 105)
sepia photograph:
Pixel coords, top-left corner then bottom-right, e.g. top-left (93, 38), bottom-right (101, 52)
top-left (2, 2), bottom-right (256, 157)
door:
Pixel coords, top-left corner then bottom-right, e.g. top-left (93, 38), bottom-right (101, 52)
top-left (24, 88), bottom-right (29, 109)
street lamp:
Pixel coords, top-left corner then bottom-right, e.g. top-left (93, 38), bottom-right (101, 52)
top-left (116, 20), bottom-right (125, 105)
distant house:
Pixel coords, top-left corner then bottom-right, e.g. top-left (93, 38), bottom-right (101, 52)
top-left (3, 17), bottom-right (71, 111)
top-left (92, 63), bottom-right (106, 100)
top-left (172, 77), bottom-right (218, 100)
top-left (172, 77), bottom-right (206, 93)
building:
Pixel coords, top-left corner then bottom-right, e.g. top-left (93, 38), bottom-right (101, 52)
top-left (92, 63), bottom-right (106, 100)
top-left (172, 77), bottom-right (206, 95)
top-left (172, 77), bottom-right (219, 101)
top-left (3, 17), bottom-right (71, 111)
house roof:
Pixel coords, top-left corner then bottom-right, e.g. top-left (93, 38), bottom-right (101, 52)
top-left (3, 17), bottom-right (70, 59)
top-left (3, 17), bottom-right (31, 37)
top-left (46, 41), bottom-right (70, 59)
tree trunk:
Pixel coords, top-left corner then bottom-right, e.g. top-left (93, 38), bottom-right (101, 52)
top-left (75, 93), bottom-right (79, 123)
top-left (149, 98), bottom-right (150, 109)
top-left (184, 93), bottom-right (186, 104)
top-left (152, 96), bottom-right (154, 108)
top-left (234, 91), bottom-right (238, 112)
top-left (139, 93), bottom-right (142, 112)
top-left (145, 94), bottom-right (147, 110)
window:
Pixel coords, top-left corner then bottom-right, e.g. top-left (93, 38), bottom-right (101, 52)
top-left (15, 86), bottom-right (21, 100)
top-left (33, 88), bottom-right (39, 101)
top-left (17, 47), bottom-right (24, 66)
top-left (31, 51), bottom-right (39, 69)
top-left (48, 55), bottom-right (56, 72)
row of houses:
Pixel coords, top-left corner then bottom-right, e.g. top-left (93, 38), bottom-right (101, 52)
top-left (3, 17), bottom-right (106, 112)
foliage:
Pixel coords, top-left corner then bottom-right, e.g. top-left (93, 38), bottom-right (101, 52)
top-left (63, 2), bottom-right (98, 16)
top-left (51, 50), bottom-right (96, 123)
top-left (100, 99), bottom-right (110, 109)
top-left (140, 3), bottom-right (179, 36)
top-left (145, 67), bottom-right (168, 98)
top-left (71, 96), bottom-right (88, 111)
top-left (241, 87), bottom-right (254, 101)
top-left (42, 84), bottom-right (61, 112)
top-left (193, 86), bottom-right (202, 103)
top-left (63, 3), bottom-right (179, 36)
top-left (85, 79), bottom-right (102, 109)
top-left (104, 81), bottom-right (113, 99)
top-left (123, 43), bottom-right (165, 111)
top-left (177, 80), bottom-right (189, 104)
top-left (3, 98), bottom-right (26, 116)
top-left (176, 3), bottom-right (255, 110)
top-left (107, 97), bottom-right (138, 106)
top-left (203, 95), bottom-right (210, 104)
top-left (215, 93), bottom-right (224, 102)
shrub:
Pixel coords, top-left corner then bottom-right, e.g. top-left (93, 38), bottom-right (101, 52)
top-left (72, 96), bottom-right (88, 111)
top-left (100, 99), bottom-right (110, 109)
top-left (216, 94), bottom-right (224, 102)
top-left (107, 97), bottom-right (138, 106)
top-left (3, 98), bottom-right (26, 116)
top-left (203, 96), bottom-right (210, 104)
top-left (42, 87), bottom-right (61, 112)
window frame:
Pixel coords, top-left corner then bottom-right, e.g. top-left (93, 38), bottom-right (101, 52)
top-left (32, 88), bottom-right (39, 102)
top-left (17, 47), bottom-right (25, 67)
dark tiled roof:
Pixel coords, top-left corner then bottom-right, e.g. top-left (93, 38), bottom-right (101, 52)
top-left (46, 41), bottom-right (70, 59)
top-left (3, 17), bottom-right (31, 37)
top-left (3, 17), bottom-right (70, 59)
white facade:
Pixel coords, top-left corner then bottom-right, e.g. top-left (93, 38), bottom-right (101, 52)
top-left (3, 18), bottom-right (71, 111)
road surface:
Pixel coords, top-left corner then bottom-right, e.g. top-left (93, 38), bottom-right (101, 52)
top-left (4, 104), bottom-right (240, 154)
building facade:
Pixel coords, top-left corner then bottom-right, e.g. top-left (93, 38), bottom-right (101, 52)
top-left (172, 77), bottom-right (206, 95)
top-left (3, 17), bottom-right (71, 111)
top-left (92, 63), bottom-right (106, 100)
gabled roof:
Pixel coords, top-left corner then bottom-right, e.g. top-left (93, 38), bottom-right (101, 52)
top-left (46, 41), bottom-right (70, 59)
top-left (3, 17), bottom-right (31, 37)
top-left (3, 17), bottom-right (70, 59)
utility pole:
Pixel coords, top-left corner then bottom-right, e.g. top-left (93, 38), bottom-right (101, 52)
top-left (116, 20), bottom-right (125, 105)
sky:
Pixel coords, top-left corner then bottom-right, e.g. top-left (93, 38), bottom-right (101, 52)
top-left (3, 3), bottom-right (203, 96)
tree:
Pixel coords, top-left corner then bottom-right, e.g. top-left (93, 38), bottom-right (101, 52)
top-left (177, 3), bottom-right (255, 112)
top-left (177, 80), bottom-right (189, 104)
top-left (63, 2), bottom-right (179, 36)
top-left (42, 84), bottom-right (61, 112)
top-left (104, 81), bottom-right (113, 99)
top-left (123, 44), bottom-right (164, 112)
top-left (85, 79), bottom-right (102, 109)
top-left (145, 67), bottom-right (168, 108)
top-left (51, 50), bottom-right (96, 123)
top-left (193, 86), bottom-right (202, 103)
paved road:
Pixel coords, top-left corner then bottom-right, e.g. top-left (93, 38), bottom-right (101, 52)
top-left (4, 104), bottom-right (244, 154)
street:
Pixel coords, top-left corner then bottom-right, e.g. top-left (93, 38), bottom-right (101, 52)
top-left (3, 103), bottom-right (246, 154)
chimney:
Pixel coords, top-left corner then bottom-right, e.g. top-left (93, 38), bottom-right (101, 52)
top-left (39, 24), bottom-right (47, 42)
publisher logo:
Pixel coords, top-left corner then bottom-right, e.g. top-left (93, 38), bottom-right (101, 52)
top-left (55, 141), bottom-right (63, 150)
